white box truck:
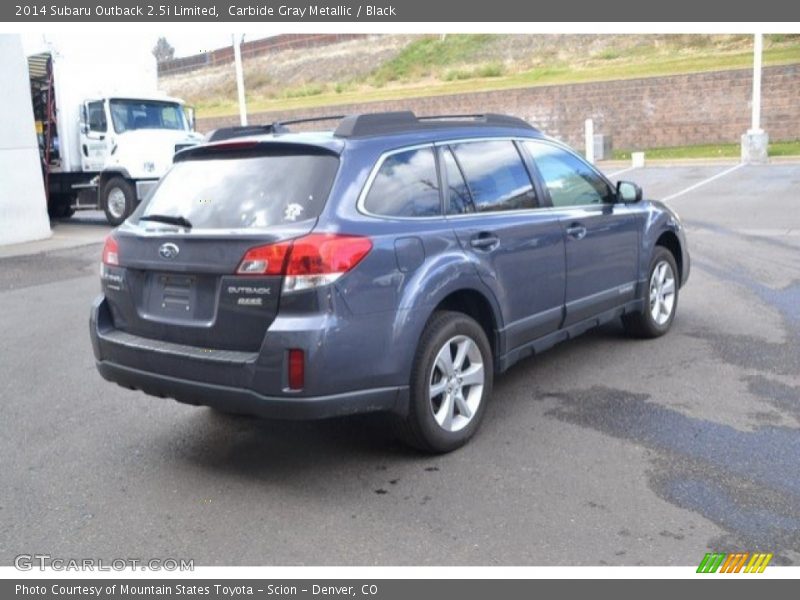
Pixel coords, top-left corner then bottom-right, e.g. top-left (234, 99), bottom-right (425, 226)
top-left (27, 40), bottom-right (203, 224)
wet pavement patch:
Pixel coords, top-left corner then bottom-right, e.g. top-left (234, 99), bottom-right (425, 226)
top-left (0, 244), bottom-right (101, 291)
top-left (693, 258), bottom-right (800, 325)
top-left (544, 387), bottom-right (800, 562)
top-left (746, 376), bottom-right (800, 425)
top-left (688, 329), bottom-right (800, 378)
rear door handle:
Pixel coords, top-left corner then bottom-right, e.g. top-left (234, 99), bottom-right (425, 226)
top-left (469, 232), bottom-right (500, 252)
top-left (566, 224), bottom-right (587, 240)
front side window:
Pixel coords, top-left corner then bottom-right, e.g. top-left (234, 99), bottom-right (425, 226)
top-left (135, 150), bottom-right (339, 230)
top-left (110, 99), bottom-right (187, 133)
top-left (451, 141), bottom-right (536, 213)
top-left (363, 147), bottom-right (441, 217)
top-left (524, 141), bottom-right (614, 207)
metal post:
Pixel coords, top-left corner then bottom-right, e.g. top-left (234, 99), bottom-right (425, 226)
top-left (751, 33), bottom-right (763, 133)
top-left (741, 33), bottom-right (768, 163)
top-left (584, 118), bottom-right (594, 164)
top-left (233, 34), bottom-right (247, 126)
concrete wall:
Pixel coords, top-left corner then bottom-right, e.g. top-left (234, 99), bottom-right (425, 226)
top-left (0, 34), bottom-right (50, 246)
top-left (197, 64), bottom-right (800, 151)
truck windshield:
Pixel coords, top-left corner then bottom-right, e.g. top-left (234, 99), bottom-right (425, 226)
top-left (109, 99), bottom-right (187, 133)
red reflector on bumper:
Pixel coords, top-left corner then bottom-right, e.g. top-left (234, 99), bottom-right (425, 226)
top-left (288, 349), bottom-right (304, 390)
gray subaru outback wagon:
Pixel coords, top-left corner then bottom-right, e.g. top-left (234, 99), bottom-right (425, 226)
top-left (90, 112), bottom-right (689, 453)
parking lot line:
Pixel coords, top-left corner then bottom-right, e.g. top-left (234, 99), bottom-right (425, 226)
top-left (606, 166), bottom-right (638, 178)
top-left (661, 162), bottom-right (744, 202)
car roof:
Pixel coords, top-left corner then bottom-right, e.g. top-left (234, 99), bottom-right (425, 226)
top-left (200, 111), bottom-right (548, 154)
top-left (191, 128), bottom-right (548, 161)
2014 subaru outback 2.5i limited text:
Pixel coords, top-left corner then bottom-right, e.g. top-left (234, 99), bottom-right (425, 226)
top-left (90, 112), bottom-right (689, 453)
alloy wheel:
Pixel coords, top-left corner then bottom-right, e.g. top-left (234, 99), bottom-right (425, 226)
top-left (649, 260), bottom-right (676, 326)
top-left (428, 335), bottom-right (485, 432)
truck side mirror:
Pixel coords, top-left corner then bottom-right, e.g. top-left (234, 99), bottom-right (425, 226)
top-left (80, 104), bottom-right (88, 134)
top-left (186, 106), bottom-right (196, 131)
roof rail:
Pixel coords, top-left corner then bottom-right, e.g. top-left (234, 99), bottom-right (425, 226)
top-left (273, 115), bottom-right (347, 131)
top-left (334, 111), bottom-right (536, 138)
top-left (205, 124), bottom-right (280, 142)
top-left (205, 112), bottom-right (536, 142)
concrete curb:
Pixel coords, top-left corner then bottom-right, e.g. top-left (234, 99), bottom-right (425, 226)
top-left (598, 156), bottom-right (800, 169)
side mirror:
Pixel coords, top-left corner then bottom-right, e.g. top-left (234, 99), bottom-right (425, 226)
top-left (186, 106), bottom-right (196, 131)
top-left (617, 181), bottom-right (642, 203)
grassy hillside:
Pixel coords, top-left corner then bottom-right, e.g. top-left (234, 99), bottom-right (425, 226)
top-left (159, 34), bottom-right (800, 119)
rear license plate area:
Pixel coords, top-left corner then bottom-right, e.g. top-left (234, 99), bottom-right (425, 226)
top-left (147, 273), bottom-right (197, 319)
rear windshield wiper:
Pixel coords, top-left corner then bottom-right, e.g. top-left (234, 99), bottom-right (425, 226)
top-left (138, 214), bottom-right (193, 229)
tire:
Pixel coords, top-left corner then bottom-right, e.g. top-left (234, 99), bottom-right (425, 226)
top-left (47, 194), bottom-right (74, 220)
top-left (622, 246), bottom-right (679, 338)
top-left (395, 311), bottom-right (493, 453)
top-left (102, 177), bottom-right (135, 226)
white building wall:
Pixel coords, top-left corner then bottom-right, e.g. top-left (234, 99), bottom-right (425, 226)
top-left (0, 34), bottom-right (51, 246)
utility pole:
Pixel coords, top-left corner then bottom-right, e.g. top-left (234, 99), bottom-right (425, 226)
top-left (584, 118), bottom-right (595, 164)
top-left (751, 32), bottom-right (763, 133)
top-left (233, 34), bottom-right (247, 126)
top-left (741, 33), bottom-right (768, 163)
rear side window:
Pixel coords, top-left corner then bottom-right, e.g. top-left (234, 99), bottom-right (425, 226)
top-left (136, 151), bottom-right (339, 229)
top-left (523, 141), bottom-right (614, 207)
top-left (363, 147), bottom-right (441, 217)
top-left (451, 141), bottom-right (536, 213)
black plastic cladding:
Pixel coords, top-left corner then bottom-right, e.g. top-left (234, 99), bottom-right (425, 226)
top-left (334, 111), bottom-right (537, 137)
top-left (204, 111), bottom-right (538, 143)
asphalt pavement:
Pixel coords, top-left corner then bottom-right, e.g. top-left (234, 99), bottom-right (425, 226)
top-left (1, 163), bottom-right (798, 566)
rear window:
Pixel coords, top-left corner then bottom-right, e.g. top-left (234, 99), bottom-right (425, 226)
top-left (136, 152), bottom-right (339, 230)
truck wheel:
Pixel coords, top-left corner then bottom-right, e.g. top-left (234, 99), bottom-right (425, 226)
top-left (394, 311), bottom-right (493, 453)
top-left (47, 194), bottom-right (74, 220)
top-left (102, 177), bottom-right (135, 226)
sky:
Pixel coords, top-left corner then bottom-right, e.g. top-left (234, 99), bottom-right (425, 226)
top-left (21, 32), bottom-right (274, 59)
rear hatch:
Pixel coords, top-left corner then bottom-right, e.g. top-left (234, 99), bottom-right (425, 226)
top-left (101, 141), bottom-right (340, 352)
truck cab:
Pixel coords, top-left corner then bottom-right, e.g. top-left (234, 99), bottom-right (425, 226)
top-left (79, 95), bottom-right (203, 224)
top-left (27, 46), bottom-right (203, 225)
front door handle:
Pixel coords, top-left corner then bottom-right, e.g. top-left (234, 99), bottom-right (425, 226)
top-left (566, 224), bottom-right (588, 240)
top-left (469, 232), bottom-right (500, 252)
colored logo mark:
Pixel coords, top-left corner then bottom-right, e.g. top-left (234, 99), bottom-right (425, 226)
top-left (697, 552), bottom-right (773, 573)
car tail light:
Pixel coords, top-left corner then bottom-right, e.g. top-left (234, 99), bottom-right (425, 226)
top-left (102, 235), bottom-right (119, 266)
top-left (288, 349), bottom-right (304, 390)
top-left (236, 233), bottom-right (372, 293)
top-left (236, 241), bottom-right (292, 275)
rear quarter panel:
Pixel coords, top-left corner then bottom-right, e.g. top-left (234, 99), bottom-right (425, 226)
top-left (314, 142), bottom-right (503, 389)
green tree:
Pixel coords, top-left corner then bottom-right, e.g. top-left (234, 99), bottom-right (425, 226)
top-left (152, 37), bottom-right (175, 62)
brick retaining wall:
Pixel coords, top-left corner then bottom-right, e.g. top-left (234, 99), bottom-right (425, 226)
top-left (196, 64), bottom-right (800, 150)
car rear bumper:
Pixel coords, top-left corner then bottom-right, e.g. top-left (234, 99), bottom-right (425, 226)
top-left (90, 295), bottom-right (408, 420)
top-left (95, 360), bottom-right (404, 420)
